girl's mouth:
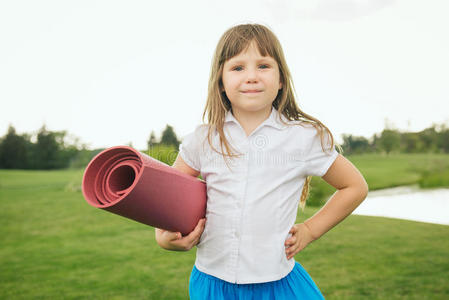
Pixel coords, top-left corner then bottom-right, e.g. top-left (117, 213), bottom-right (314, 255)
top-left (241, 90), bottom-right (262, 93)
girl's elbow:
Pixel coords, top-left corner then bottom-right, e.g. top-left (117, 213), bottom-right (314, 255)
top-left (359, 179), bottom-right (369, 200)
top-left (154, 228), bottom-right (165, 248)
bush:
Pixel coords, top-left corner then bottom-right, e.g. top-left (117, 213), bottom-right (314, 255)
top-left (146, 144), bottom-right (178, 166)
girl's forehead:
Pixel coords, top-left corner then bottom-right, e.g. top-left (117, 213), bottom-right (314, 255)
top-left (225, 42), bottom-right (276, 63)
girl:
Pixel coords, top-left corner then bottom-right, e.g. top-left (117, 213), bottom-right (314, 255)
top-left (155, 23), bottom-right (368, 299)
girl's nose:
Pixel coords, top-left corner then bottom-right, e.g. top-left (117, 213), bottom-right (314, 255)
top-left (245, 69), bottom-right (258, 83)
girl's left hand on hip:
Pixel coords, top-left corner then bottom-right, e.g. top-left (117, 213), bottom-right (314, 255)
top-left (284, 223), bottom-right (315, 260)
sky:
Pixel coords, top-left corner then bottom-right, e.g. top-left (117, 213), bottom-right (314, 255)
top-left (1, 0), bottom-right (448, 150)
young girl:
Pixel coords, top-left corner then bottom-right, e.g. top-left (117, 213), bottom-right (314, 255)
top-left (155, 23), bottom-right (368, 299)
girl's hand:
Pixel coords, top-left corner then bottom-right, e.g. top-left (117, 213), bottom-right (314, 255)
top-left (155, 218), bottom-right (206, 251)
top-left (284, 222), bottom-right (316, 260)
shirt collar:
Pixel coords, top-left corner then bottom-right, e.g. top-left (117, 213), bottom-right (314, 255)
top-left (224, 107), bottom-right (288, 130)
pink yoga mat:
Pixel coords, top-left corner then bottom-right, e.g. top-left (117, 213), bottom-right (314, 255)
top-left (82, 146), bottom-right (206, 235)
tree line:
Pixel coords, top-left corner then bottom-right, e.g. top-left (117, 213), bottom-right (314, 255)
top-left (341, 124), bottom-right (449, 155)
top-left (0, 122), bottom-right (448, 170)
top-left (0, 124), bottom-right (180, 170)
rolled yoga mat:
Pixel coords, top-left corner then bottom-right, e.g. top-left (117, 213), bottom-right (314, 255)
top-left (82, 146), bottom-right (206, 235)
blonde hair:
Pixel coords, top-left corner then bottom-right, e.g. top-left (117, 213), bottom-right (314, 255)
top-left (202, 23), bottom-right (339, 211)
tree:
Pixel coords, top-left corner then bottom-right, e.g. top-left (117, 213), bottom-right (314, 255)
top-left (34, 125), bottom-right (61, 169)
top-left (0, 125), bottom-right (30, 169)
top-left (418, 126), bottom-right (438, 153)
top-left (341, 134), bottom-right (370, 154)
top-left (379, 129), bottom-right (401, 154)
top-left (160, 125), bottom-right (180, 149)
top-left (436, 125), bottom-right (449, 153)
top-left (401, 132), bottom-right (422, 153)
top-left (147, 130), bottom-right (157, 151)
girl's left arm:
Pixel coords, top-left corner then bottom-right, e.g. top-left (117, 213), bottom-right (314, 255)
top-left (303, 154), bottom-right (368, 239)
top-left (285, 154), bottom-right (368, 259)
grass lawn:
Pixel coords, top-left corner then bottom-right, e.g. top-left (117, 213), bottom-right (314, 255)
top-left (1, 153), bottom-right (448, 299)
top-left (309, 153), bottom-right (449, 206)
top-left (346, 153), bottom-right (449, 190)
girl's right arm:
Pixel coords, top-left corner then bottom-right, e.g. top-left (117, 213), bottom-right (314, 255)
top-left (154, 154), bottom-right (206, 251)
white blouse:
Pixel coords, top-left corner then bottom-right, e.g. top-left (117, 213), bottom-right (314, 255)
top-left (179, 107), bottom-right (339, 284)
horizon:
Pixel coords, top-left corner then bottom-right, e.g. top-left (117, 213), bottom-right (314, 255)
top-left (3, 117), bottom-right (447, 151)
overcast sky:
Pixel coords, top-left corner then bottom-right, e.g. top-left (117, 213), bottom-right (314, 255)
top-left (1, 0), bottom-right (448, 150)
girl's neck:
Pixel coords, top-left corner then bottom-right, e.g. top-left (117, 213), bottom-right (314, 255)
top-left (231, 106), bottom-right (272, 137)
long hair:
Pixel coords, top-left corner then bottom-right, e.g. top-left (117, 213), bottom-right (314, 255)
top-left (202, 23), bottom-right (340, 210)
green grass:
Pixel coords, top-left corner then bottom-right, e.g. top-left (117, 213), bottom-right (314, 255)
top-left (346, 153), bottom-right (449, 190)
top-left (0, 169), bottom-right (193, 299)
top-left (308, 153), bottom-right (449, 206)
top-left (1, 153), bottom-right (449, 299)
top-left (419, 168), bottom-right (449, 188)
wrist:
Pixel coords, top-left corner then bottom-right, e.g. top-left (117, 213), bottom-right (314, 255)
top-left (303, 221), bottom-right (319, 241)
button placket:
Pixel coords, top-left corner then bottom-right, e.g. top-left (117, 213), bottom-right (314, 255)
top-left (234, 139), bottom-right (250, 283)
top-left (226, 210), bottom-right (238, 281)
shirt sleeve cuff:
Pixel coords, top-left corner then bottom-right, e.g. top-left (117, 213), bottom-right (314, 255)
top-left (179, 150), bottom-right (200, 172)
top-left (317, 149), bottom-right (339, 177)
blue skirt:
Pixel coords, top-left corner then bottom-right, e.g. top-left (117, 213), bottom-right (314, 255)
top-left (189, 261), bottom-right (325, 300)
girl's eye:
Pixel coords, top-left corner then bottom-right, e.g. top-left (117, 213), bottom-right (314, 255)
top-left (259, 64), bottom-right (270, 69)
top-left (232, 66), bottom-right (243, 71)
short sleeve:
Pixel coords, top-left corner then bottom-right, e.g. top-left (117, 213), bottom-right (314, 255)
top-left (178, 125), bottom-right (206, 172)
top-left (304, 127), bottom-right (339, 177)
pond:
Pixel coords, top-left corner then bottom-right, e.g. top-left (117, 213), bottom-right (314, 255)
top-left (351, 185), bottom-right (449, 225)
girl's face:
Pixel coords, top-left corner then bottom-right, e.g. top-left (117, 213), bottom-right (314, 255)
top-left (222, 41), bottom-right (282, 116)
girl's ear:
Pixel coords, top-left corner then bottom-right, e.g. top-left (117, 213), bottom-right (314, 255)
top-left (279, 81), bottom-right (283, 90)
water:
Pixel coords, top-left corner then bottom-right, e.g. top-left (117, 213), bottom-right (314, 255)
top-left (351, 185), bottom-right (449, 225)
